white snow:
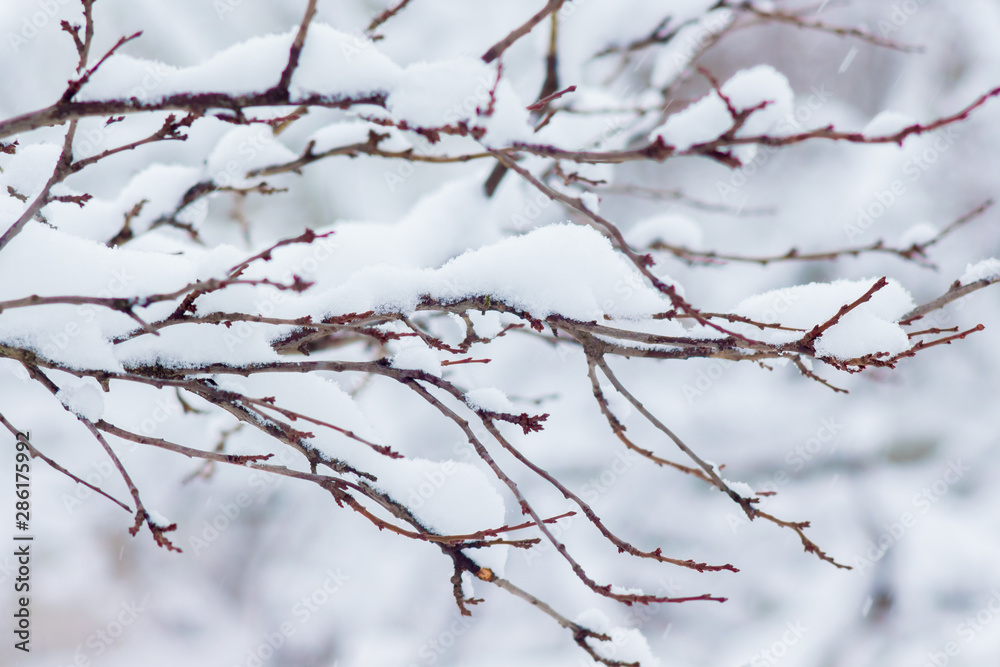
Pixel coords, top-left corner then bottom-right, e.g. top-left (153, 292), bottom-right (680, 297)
top-left (209, 372), bottom-right (510, 574)
top-left (48, 164), bottom-right (203, 242)
top-left (56, 380), bottom-right (105, 421)
top-left (75, 22), bottom-right (532, 151)
top-left (723, 478), bottom-right (756, 499)
top-left (898, 222), bottom-right (938, 248)
top-left (388, 58), bottom-right (495, 127)
top-left (115, 321), bottom-right (283, 369)
top-left (0, 225), bottom-right (175, 370)
top-left (465, 387), bottom-right (516, 413)
top-left (863, 110), bottom-right (918, 137)
top-left (650, 9), bottom-right (735, 88)
top-left (308, 121), bottom-right (376, 151)
top-left (649, 65), bottom-right (793, 161)
top-left (467, 310), bottom-right (504, 338)
top-left (627, 213), bottom-right (704, 250)
top-left (730, 278), bottom-right (915, 360)
top-left (5, 4), bottom-right (1000, 667)
top-left (146, 509), bottom-right (173, 527)
top-left (371, 456), bottom-right (509, 574)
top-left (78, 34), bottom-right (285, 101)
top-left (388, 341), bottom-right (441, 375)
top-left (290, 24), bottom-right (403, 98)
top-left (309, 121), bottom-right (412, 154)
top-left (78, 24), bottom-right (404, 103)
top-left (302, 222), bottom-right (674, 324)
top-left (205, 126), bottom-right (297, 189)
top-left (431, 223), bottom-right (671, 321)
top-left (478, 79), bottom-right (535, 145)
top-left (960, 257), bottom-right (1000, 284)
top-left (0, 142), bottom-right (62, 221)
top-left (574, 609), bottom-right (661, 667)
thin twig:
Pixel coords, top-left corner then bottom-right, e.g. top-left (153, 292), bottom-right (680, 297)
top-left (366, 0), bottom-right (415, 34)
top-left (482, 0), bottom-right (567, 63)
top-left (275, 0), bottom-right (319, 95)
top-left (0, 120), bottom-right (77, 253)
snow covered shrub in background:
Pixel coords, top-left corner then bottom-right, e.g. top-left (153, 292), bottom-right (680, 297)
top-left (2, 1), bottom-right (1000, 665)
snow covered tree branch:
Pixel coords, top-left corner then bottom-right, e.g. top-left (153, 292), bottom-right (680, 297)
top-left (2, 1), bottom-right (999, 665)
